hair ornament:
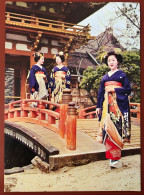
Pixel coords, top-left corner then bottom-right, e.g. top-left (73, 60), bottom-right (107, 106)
top-left (101, 52), bottom-right (107, 62)
top-left (59, 51), bottom-right (64, 56)
top-left (53, 54), bottom-right (56, 59)
top-left (33, 52), bottom-right (43, 58)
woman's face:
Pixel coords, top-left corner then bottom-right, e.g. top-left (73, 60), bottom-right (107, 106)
top-left (107, 55), bottom-right (118, 71)
top-left (56, 56), bottom-right (62, 65)
top-left (39, 56), bottom-right (44, 65)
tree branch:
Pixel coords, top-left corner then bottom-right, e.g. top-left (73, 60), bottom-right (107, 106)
top-left (115, 4), bottom-right (140, 30)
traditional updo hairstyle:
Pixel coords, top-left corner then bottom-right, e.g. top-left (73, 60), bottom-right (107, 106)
top-left (33, 52), bottom-right (44, 62)
top-left (56, 51), bottom-right (65, 62)
top-left (104, 51), bottom-right (123, 65)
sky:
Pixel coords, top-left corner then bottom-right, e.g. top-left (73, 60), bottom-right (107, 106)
top-left (78, 2), bottom-right (140, 49)
top-left (78, 2), bottom-right (120, 36)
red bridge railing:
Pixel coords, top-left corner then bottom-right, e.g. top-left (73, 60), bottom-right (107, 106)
top-left (4, 98), bottom-right (76, 150)
top-left (78, 103), bottom-right (140, 119)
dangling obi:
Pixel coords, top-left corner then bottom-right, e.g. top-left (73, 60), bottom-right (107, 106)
top-left (105, 81), bottom-right (122, 87)
top-left (99, 81), bottom-right (124, 150)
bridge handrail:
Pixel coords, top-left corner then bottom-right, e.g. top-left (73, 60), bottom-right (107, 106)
top-left (78, 103), bottom-right (140, 119)
top-left (4, 99), bottom-right (61, 134)
top-left (5, 99), bottom-right (60, 108)
top-left (4, 99), bottom-right (77, 150)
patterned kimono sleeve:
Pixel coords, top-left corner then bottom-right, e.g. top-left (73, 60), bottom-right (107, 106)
top-left (29, 68), bottom-right (36, 89)
top-left (49, 68), bottom-right (55, 92)
top-left (65, 68), bottom-right (71, 89)
top-left (115, 74), bottom-right (131, 96)
top-left (115, 73), bottom-right (131, 114)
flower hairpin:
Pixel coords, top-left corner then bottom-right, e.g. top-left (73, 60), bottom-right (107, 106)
top-left (33, 52), bottom-right (43, 58)
top-left (59, 51), bottom-right (64, 56)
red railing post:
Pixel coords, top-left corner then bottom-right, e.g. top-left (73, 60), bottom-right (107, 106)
top-left (66, 102), bottom-right (76, 150)
top-left (137, 104), bottom-right (140, 119)
top-left (29, 109), bottom-right (37, 118)
top-left (59, 104), bottom-right (68, 138)
top-left (38, 101), bottom-right (45, 120)
top-left (48, 115), bottom-right (56, 124)
top-left (21, 100), bottom-right (28, 117)
top-left (59, 88), bottom-right (72, 138)
top-left (6, 12), bottom-right (10, 21)
top-left (8, 103), bottom-right (14, 119)
top-left (5, 112), bottom-right (8, 120)
top-left (78, 108), bottom-right (86, 119)
top-left (130, 102), bottom-right (140, 120)
top-left (14, 110), bottom-right (21, 118)
top-left (89, 114), bottom-right (94, 119)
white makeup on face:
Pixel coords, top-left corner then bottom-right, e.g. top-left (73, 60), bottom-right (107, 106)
top-left (56, 56), bottom-right (62, 65)
top-left (107, 55), bottom-right (118, 71)
top-left (39, 56), bottom-right (44, 65)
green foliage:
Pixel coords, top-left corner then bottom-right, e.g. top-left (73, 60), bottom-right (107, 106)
top-left (121, 51), bottom-right (140, 102)
top-left (80, 50), bottom-right (140, 103)
top-left (79, 65), bottom-right (109, 104)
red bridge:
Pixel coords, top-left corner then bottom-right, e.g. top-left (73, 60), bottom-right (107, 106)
top-left (4, 95), bottom-right (140, 170)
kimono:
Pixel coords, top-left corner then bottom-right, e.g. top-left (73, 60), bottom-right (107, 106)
top-left (50, 66), bottom-right (71, 104)
top-left (29, 65), bottom-right (48, 101)
top-left (97, 70), bottom-right (131, 160)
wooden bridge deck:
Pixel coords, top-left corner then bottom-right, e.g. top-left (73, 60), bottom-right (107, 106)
top-left (77, 117), bottom-right (140, 149)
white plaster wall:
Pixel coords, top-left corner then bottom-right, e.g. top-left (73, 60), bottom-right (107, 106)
top-left (5, 42), bottom-right (12, 49)
top-left (51, 48), bottom-right (58, 54)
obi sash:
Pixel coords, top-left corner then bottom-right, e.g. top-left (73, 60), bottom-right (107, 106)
top-left (36, 71), bottom-right (44, 75)
top-left (54, 71), bottom-right (66, 78)
top-left (105, 81), bottom-right (122, 87)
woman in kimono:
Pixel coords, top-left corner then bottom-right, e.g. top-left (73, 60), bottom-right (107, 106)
top-left (50, 51), bottom-right (71, 104)
top-left (29, 52), bottom-right (48, 106)
top-left (96, 51), bottom-right (131, 168)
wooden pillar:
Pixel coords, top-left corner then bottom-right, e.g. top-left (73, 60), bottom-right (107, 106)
top-left (30, 51), bottom-right (35, 68)
top-left (66, 102), bottom-right (76, 150)
top-left (20, 66), bottom-right (27, 99)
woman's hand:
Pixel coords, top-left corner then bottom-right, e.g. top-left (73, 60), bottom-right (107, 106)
top-left (31, 87), bottom-right (35, 92)
top-left (96, 108), bottom-right (101, 116)
top-left (43, 75), bottom-right (48, 83)
top-left (123, 138), bottom-right (130, 143)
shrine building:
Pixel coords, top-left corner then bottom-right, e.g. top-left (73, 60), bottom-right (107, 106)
top-left (5, 1), bottom-right (107, 103)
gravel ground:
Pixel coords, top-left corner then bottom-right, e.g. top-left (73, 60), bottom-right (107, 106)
top-left (4, 154), bottom-right (141, 192)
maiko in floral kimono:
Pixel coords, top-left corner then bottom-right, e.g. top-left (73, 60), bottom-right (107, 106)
top-left (50, 66), bottom-right (71, 104)
top-left (97, 70), bottom-right (131, 160)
